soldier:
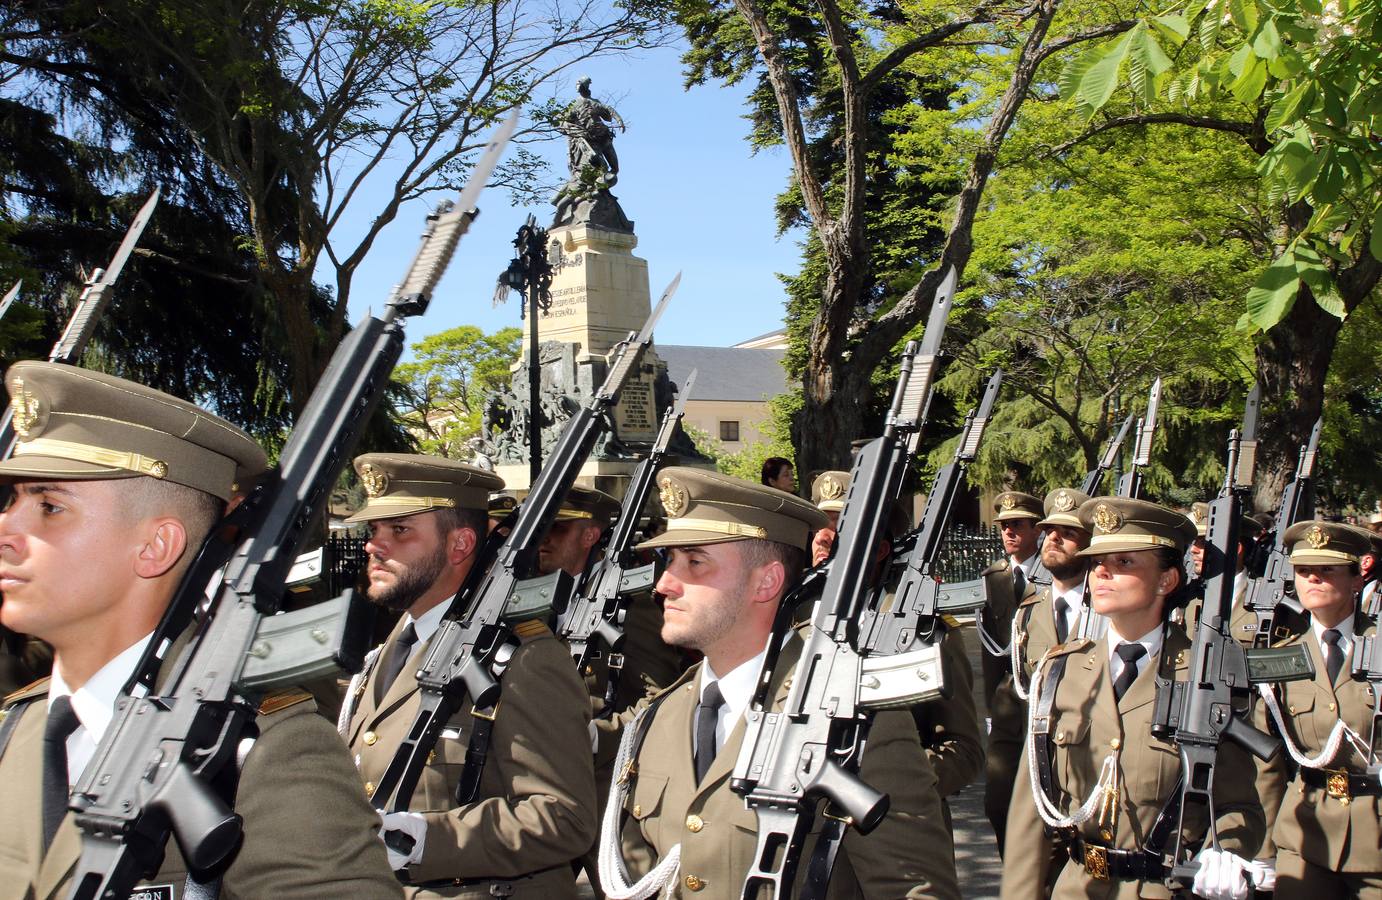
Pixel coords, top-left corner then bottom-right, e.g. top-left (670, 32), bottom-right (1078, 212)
top-left (339, 454), bottom-right (597, 898)
top-left (981, 489), bottom-right (1045, 853)
top-left (1013, 489), bottom-right (1093, 692)
top-left (1253, 521), bottom-right (1382, 898)
top-left (0, 361), bottom-right (399, 898)
top-left (809, 470), bottom-right (982, 826)
top-left (1002, 497), bottom-right (1265, 899)
top-left (1184, 502), bottom-right (1265, 644)
top-left (600, 467), bottom-right (960, 898)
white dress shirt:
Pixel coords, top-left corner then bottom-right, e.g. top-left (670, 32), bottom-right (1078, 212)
top-left (406, 600), bottom-right (451, 649)
top-left (47, 634), bottom-right (153, 786)
top-left (1311, 612), bottom-right (1354, 665)
top-left (1052, 584), bottom-right (1083, 638)
top-left (1105, 623), bottom-right (1163, 686)
top-left (697, 644), bottom-right (769, 755)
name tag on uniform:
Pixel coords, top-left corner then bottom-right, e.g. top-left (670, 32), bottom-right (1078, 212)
top-left (128, 886), bottom-right (174, 900)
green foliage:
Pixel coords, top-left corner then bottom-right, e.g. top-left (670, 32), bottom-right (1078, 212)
top-left (392, 325), bottom-right (522, 457)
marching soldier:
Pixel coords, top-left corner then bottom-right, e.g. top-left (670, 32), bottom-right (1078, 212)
top-left (1013, 489), bottom-right (1093, 690)
top-left (601, 467), bottom-right (960, 898)
top-left (0, 361), bottom-right (399, 898)
top-left (339, 454), bottom-right (597, 898)
top-left (1002, 497), bottom-right (1265, 899)
top-left (982, 489), bottom-right (1045, 853)
top-left (1185, 502), bottom-right (1265, 645)
top-left (810, 470), bottom-right (982, 825)
top-left (1253, 521), bottom-right (1382, 898)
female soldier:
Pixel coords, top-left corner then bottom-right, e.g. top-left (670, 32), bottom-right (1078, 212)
top-left (1001, 497), bottom-right (1266, 900)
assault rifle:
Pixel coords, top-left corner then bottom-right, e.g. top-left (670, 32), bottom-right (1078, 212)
top-left (1149, 385), bottom-right (1312, 890)
top-left (1067, 414), bottom-right (1138, 642)
top-left (1115, 377), bottom-right (1162, 499)
top-left (1349, 629), bottom-right (1382, 781)
top-left (0, 189), bottom-right (160, 458)
top-left (729, 270), bottom-right (957, 900)
top-left (866, 369), bottom-right (1002, 654)
top-left (370, 275), bottom-right (678, 822)
top-left (557, 368), bottom-right (697, 711)
top-left (64, 117), bottom-right (514, 900)
top-left (1243, 418), bottom-right (1321, 647)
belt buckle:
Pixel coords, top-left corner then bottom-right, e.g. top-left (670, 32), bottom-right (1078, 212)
top-left (1325, 769), bottom-right (1351, 801)
top-left (1084, 844), bottom-right (1110, 881)
top-left (470, 699), bottom-right (501, 722)
top-left (608, 652), bottom-right (626, 671)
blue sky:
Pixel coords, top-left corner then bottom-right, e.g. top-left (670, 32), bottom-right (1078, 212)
top-left (338, 43), bottom-right (805, 354)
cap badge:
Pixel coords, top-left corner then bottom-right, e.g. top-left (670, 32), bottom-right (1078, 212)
top-left (819, 475), bottom-right (845, 501)
top-left (10, 377), bottom-right (41, 438)
top-left (1093, 503), bottom-right (1123, 534)
top-left (1305, 524), bottom-right (1329, 550)
top-left (659, 478), bottom-right (688, 518)
top-left (360, 463), bottom-right (389, 498)
top-left (1000, 494), bottom-right (1017, 511)
top-left (1053, 491), bottom-right (1075, 512)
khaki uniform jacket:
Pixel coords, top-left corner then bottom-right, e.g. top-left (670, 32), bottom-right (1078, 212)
top-left (1183, 577), bottom-right (1258, 648)
top-left (617, 632), bottom-right (961, 900)
top-left (1002, 628), bottom-right (1265, 900)
top-left (0, 680), bottom-right (400, 900)
top-left (911, 623), bottom-right (983, 798)
top-left (1253, 618), bottom-right (1382, 872)
top-left (347, 616), bottom-right (596, 898)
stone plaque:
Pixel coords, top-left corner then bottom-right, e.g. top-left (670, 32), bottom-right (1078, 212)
top-left (615, 374), bottom-right (657, 443)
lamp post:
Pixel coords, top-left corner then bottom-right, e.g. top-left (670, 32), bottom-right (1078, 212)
top-left (497, 215), bottom-right (554, 483)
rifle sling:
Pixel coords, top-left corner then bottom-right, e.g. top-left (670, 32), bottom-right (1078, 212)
top-left (1032, 654), bottom-right (1068, 822)
top-left (456, 708), bottom-right (495, 806)
top-left (801, 818), bottom-right (846, 900)
top-left (0, 693), bottom-right (36, 763)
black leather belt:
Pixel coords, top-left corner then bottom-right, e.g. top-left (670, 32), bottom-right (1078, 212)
top-left (1299, 766), bottom-right (1382, 799)
top-left (1067, 837), bottom-right (1166, 881)
top-left (410, 867), bottom-right (557, 894)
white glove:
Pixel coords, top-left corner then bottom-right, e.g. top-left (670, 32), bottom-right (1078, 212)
top-left (378, 810), bottom-right (427, 871)
top-left (1192, 847), bottom-right (1251, 900)
top-left (1247, 858), bottom-right (1276, 892)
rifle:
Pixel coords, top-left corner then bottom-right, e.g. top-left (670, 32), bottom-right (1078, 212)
top-left (1115, 377), bottom-right (1162, 499)
top-left (64, 118), bottom-right (513, 900)
top-left (557, 368), bottom-right (697, 712)
top-left (866, 369), bottom-right (1002, 655)
top-left (1243, 418), bottom-right (1321, 647)
top-left (1081, 414), bottom-right (1134, 496)
top-left (370, 275), bottom-right (678, 822)
top-left (1349, 626), bottom-right (1382, 784)
top-left (0, 189), bottom-right (160, 458)
top-left (1149, 384), bottom-right (1312, 891)
top-left (729, 270), bottom-right (958, 900)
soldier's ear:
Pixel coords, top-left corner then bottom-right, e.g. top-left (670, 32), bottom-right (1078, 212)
top-left (750, 559), bottom-right (786, 606)
top-left (134, 518), bottom-right (189, 580)
top-left (447, 525), bottom-right (478, 565)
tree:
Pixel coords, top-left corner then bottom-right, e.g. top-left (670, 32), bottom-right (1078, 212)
top-left (392, 325), bottom-right (522, 458)
top-left (2, 0), bottom-right (669, 413)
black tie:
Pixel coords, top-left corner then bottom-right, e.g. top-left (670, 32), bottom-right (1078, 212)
top-left (1321, 628), bottom-right (1344, 684)
top-left (42, 696), bottom-right (81, 849)
top-left (1013, 565), bottom-right (1026, 599)
top-left (1053, 596), bottom-right (1070, 644)
top-left (693, 681), bottom-right (725, 784)
top-left (1112, 642), bottom-right (1147, 702)
top-left (375, 622), bottom-right (418, 703)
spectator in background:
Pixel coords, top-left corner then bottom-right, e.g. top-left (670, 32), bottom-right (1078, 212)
top-left (761, 456), bottom-right (796, 494)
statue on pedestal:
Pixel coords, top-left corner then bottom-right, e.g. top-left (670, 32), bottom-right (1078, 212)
top-left (552, 77), bottom-right (633, 232)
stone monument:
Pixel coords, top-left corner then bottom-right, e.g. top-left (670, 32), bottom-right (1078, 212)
top-left (479, 78), bottom-right (697, 494)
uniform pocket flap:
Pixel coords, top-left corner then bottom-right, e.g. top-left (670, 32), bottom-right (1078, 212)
top-left (628, 771), bottom-right (668, 821)
top-left (1051, 715), bottom-right (1092, 746)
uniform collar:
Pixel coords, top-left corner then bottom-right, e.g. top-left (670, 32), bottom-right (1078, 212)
top-left (700, 642), bottom-right (769, 720)
top-left (48, 633), bottom-right (152, 744)
top-left (407, 599), bottom-right (451, 648)
top-left (1104, 622), bottom-right (1163, 668)
top-left (1311, 612), bottom-right (1355, 652)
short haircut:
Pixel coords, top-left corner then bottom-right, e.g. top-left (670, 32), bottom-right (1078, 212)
top-left (761, 457), bottom-right (792, 486)
top-left (124, 477), bottom-right (226, 577)
top-left (738, 538), bottom-right (807, 594)
top-left (432, 506), bottom-right (488, 542)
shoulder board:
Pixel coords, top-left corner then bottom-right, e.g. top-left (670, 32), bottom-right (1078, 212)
top-left (1017, 588), bottom-right (1048, 609)
top-left (513, 619), bottom-right (552, 642)
top-left (980, 559), bottom-right (1011, 577)
top-left (942, 614), bottom-right (962, 629)
top-left (3, 677), bottom-right (50, 708)
top-left (258, 687), bottom-right (313, 716)
top-left (1046, 638), bottom-right (1095, 660)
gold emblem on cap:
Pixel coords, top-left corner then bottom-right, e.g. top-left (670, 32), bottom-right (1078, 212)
top-left (1093, 503), bottom-right (1123, 534)
top-left (819, 475), bottom-right (845, 501)
top-left (1053, 491), bottom-right (1075, 512)
top-left (659, 477), bottom-right (688, 518)
top-left (1193, 506), bottom-right (1207, 524)
top-left (359, 463), bottom-right (388, 498)
top-left (1000, 493), bottom-right (1017, 510)
top-left (10, 377), bottom-right (40, 438)
top-left (1306, 524), bottom-right (1329, 550)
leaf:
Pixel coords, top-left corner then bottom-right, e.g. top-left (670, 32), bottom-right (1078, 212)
top-left (1227, 42), bottom-right (1254, 78)
top-left (1312, 155), bottom-right (1343, 205)
top-left (1264, 81), bottom-right (1313, 132)
top-left (1200, 10), bottom-right (1223, 50)
top-left (1231, 52), bottom-right (1268, 103)
top-left (1059, 45), bottom-right (1101, 101)
top-left (1252, 18), bottom-right (1282, 58)
top-left (1245, 249), bottom-right (1302, 331)
top-left (1077, 31), bottom-right (1134, 114)
top-left (1314, 291), bottom-right (1346, 318)
top-left (1229, 0), bottom-right (1258, 33)
top-left (1153, 14), bottom-right (1191, 41)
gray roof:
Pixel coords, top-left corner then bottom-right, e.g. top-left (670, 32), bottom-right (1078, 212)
top-left (657, 345), bottom-right (790, 402)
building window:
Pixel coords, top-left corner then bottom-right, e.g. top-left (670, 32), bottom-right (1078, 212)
top-left (719, 420), bottom-right (740, 442)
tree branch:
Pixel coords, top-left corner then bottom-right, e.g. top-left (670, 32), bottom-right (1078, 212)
top-left (1049, 113), bottom-right (1259, 155)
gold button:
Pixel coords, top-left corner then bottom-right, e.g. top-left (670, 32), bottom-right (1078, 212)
top-left (363, 731), bottom-right (378, 746)
top-left (1288, 705), bottom-right (1297, 714)
top-left (1056, 731), bottom-right (1066, 742)
top-left (428, 750), bottom-right (437, 764)
top-left (1176, 652), bottom-right (1185, 664)
top-left (684, 875), bottom-right (705, 891)
top-left (1110, 738), bottom-right (1121, 750)
top-left (365, 781), bottom-right (376, 797)
top-left (632, 804), bottom-right (642, 817)
top-left (686, 814), bottom-right (704, 833)
top-left (1328, 702), bottom-right (1337, 712)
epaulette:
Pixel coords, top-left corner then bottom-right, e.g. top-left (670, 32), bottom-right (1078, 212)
top-left (3, 677), bottom-right (50, 708)
top-left (942, 614), bottom-right (962, 629)
top-left (1016, 587), bottom-right (1048, 609)
top-left (1045, 638), bottom-right (1094, 661)
top-left (258, 687), bottom-right (313, 716)
top-left (513, 618), bottom-right (552, 642)
top-left (980, 559), bottom-right (1011, 577)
